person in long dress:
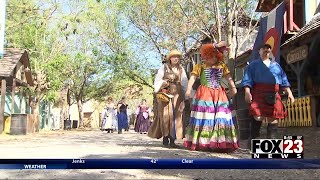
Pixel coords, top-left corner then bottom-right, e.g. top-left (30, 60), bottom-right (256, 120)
top-left (113, 108), bottom-right (118, 132)
top-left (148, 50), bottom-right (188, 147)
top-left (100, 97), bottom-right (117, 133)
top-left (117, 96), bottom-right (129, 134)
top-left (126, 107), bottom-right (132, 131)
top-left (184, 41), bottom-right (239, 152)
top-left (241, 44), bottom-right (295, 149)
top-left (134, 99), bottom-right (151, 134)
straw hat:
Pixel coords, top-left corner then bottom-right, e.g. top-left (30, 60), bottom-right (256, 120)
top-left (166, 50), bottom-right (182, 61)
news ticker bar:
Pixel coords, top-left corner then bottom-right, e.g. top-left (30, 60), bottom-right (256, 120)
top-left (0, 159), bottom-right (320, 169)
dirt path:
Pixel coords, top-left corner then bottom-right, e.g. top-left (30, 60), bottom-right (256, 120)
top-left (0, 129), bottom-right (319, 179)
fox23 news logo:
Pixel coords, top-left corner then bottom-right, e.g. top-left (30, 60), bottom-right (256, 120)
top-left (251, 136), bottom-right (304, 159)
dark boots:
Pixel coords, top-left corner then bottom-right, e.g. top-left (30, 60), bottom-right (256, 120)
top-left (247, 120), bottom-right (279, 149)
top-left (163, 136), bottom-right (169, 146)
top-left (169, 136), bottom-right (179, 148)
top-left (267, 123), bottom-right (278, 139)
top-left (163, 136), bottom-right (178, 148)
top-left (247, 118), bottom-right (262, 150)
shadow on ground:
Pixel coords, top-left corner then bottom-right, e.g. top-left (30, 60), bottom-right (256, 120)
top-left (0, 169), bottom-right (142, 179)
top-left (1, 127), bottom-right (320, 179)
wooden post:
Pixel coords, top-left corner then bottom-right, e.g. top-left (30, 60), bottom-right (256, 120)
top-left (296, 62), bottom-right (303, 97)
top-left (11, 78), bottom-right (16, 114)
top-left (20, 88), bottom-right (23, 113)
top-left (288, 63), bottom-right (299, 96)
top-left (28, 95), bottom-right (32, 114)
top-left (296, 79), bottom-right (301, 97)
top-left (288, 58), bottom-right (308, 98)
top-left (283, 10), bottom-right (288, 34)
top-left (0, 79), bottom-right (6, 133)
top-left (289, 0), bottom-right (294, 31)
top-left (26, 95), bottom-right (29, 114)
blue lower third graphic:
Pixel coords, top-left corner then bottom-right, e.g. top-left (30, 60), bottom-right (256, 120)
top-left (0, 159), bottom-right (319, 169)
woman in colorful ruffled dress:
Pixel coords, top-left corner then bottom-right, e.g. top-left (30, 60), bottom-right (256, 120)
top-left (183, 42), bottom-right (239, 152)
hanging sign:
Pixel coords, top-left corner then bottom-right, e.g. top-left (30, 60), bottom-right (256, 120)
top-left (286, 45), bottom-right (308, 64)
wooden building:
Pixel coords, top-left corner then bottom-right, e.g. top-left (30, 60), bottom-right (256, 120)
top-left (0, 48), bottom-right (35, 135)
top-left (234, 0), bottom-right (320, 128)
top-left (183, 8), bottom-right (259, 87)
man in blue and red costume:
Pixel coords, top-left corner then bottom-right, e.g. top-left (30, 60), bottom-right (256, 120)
top-left (241, 44), bottom-right (295, 149)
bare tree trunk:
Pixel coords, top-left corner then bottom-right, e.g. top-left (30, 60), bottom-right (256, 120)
top-left (214, 0), bottom-right (222, 42)
top-left (77, 97), bottom-right (84, 128)
top-left (29, 70), bottom-right (48, 132)
top-left (59, 100), bottom-right (68, 129)
top-left (60, 87), bottom-right (69, 129)
top-left (32, 81), bottom-right (44, 132)
top-left (33, 100), bottom-right (40, 132)
top-left (225, 0), bottom-right (239, 76)
top-left (60, 108), bottom-right (64, 129)
top-left (233, 9), bottom-right (240, 81)
top-left (0, 79), bottom-right (6, 134)
top-left (226, 11), bottom-right (235, 77)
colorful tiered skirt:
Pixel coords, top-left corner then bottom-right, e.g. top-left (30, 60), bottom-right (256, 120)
top-left (183, 85), bottom-right (239, 151)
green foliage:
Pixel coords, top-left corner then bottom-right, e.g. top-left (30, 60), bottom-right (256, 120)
top-left (4, 0), bottom-right (151, 106)
top-left (4, 0), bottom-right (258, 112)
top-left (5, 0), bottom-right (73, 102)
top-left (115, 0), bottom-right (260, 66)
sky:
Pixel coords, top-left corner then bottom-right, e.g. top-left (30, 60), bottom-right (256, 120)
top-left (55, 0), bottom-right (162, 69)
top-left (4, 0), bottom-right (264, 70)
top-left (119, 18), bottom-right (162, 68)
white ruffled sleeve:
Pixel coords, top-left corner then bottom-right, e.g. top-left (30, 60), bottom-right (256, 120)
top-left (135, 106), bottom-right (140, 115)
top-left (154, 65), bottom-right (166, 93)
top-left (101, 109), bottom-right (106, 120)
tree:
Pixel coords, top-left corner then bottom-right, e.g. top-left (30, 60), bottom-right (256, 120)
top-left (55, 0), bottom-right (149, 127)
top-left (5, 0), bottom-right (72, 130)
top-left (115, 0), bottom-right (260, 68)
top-left (85, 0), bottom-right (154, 88)
top-left (5, 0), bottom-right (156, 130)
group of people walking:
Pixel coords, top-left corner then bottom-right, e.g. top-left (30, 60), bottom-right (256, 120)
top-left (100, 97), bottom-right (129, 134)
top-left (100, 40), bottom-right (295, 153)
top-left (100, 97), bottom-right (152, 134)
top-left (148, 40), bottom-right (295, 153)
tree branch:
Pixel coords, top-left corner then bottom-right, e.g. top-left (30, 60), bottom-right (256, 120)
top-left (127, 17), bottom-right (166, 59)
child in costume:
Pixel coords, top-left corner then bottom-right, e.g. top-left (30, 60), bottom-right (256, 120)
top-left (183, 41), bottom-right (239, 152)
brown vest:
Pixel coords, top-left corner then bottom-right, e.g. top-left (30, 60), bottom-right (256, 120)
top-left (163, 63), bottom-right (183, 95)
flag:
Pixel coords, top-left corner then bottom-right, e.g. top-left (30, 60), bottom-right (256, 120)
top-left (249, 2), bottom-right (286, 63)
top-left (0, 0), bottom-right (6, 58)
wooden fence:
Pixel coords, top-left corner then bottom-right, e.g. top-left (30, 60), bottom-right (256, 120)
top-left (278, 96), bottom-right (317, 127)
